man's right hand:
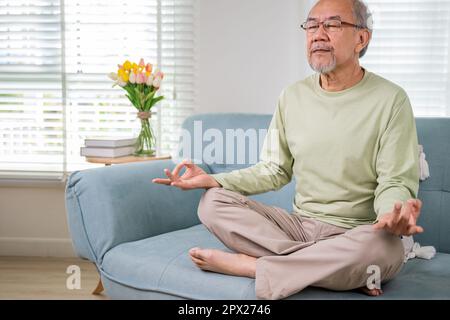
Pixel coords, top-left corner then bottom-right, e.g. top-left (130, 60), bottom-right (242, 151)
top-left (152, 159), bottom-right (221, 190)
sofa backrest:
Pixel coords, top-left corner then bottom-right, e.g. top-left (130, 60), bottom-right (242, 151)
top-left (415, 118), bottom-right (450, 253)
top-left (179, 113), bottom-right (450, 253)
top-left (178, 113), bottom-right (297, 211)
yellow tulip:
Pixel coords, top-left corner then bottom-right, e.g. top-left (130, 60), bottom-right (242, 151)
top-left (123, 60), bottom-right (131, 70)
top-left (122, 72), bottom-right (129, 82)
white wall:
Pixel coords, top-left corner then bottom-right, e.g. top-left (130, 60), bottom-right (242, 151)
top-left (0, 186), bottom-right (74, 257)
top-left (197, 0), bottom-right (314, 115)
top-left (0, 0), bottom-right (314, 257)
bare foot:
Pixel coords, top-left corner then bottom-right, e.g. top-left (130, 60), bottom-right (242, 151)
top-left (189, 247), bottom-right (257, 278)
top-left (360, 286), bottom-right (383, 296)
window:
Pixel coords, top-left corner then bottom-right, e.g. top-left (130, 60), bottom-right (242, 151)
top-left (0, 0), bottom-right (196, 178)
top-left (362, 0), bottom-right (450, 116)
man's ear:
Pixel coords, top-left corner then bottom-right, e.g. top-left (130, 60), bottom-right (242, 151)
top-left (356, 29), bottom-right (371, 54)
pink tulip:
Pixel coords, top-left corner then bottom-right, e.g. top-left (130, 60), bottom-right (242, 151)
top-left (129, 72), bottom-right (136, 84)
top-left (146, 74), bottom-right (154, 86)
top-left (154, 70), bottom-right (164, 80)
top-left (139, 58), bottom-right (145, 68)
top-left (136, 72), bottom-right (145, 84)
top-left (153, 78), bottom-right (161, 88)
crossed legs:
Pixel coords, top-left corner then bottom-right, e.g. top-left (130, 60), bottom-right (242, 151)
top-left (191, 187), bottom-right (404, 300)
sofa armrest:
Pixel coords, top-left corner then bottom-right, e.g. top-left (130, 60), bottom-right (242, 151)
top-left (65, 159), bottom-right (210, 264)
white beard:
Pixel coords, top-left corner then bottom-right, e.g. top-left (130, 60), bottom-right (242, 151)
top-left (309, 54), bottom-right (337, 74)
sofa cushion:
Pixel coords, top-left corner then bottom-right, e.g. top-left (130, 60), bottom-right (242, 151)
top-left (100, 224), bottom-right (450, 300)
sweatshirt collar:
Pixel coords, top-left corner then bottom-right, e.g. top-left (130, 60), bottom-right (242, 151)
top-left (314, 67), bottom-right (371, 97)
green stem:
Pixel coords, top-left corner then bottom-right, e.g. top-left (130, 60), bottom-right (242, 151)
top-left (134, 118), bottom-right (155, 156)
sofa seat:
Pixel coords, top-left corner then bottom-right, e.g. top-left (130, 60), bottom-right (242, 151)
top-left (99, 224), bottom-right (450, 300)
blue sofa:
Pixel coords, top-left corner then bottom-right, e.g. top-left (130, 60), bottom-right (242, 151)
top-left (65, 113), bottom-right (450, 299)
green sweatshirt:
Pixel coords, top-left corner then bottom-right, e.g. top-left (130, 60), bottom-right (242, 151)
top-left (211, 69), bottom-right (420, 229)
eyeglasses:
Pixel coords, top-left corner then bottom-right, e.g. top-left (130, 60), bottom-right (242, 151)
top-left (300, 19), bottom-right (364, 34)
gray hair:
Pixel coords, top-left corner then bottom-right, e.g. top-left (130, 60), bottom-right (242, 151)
top-left (351, 0), bottom-right (373, 58)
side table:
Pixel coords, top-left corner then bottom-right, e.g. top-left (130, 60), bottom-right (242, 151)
top-left (86, 155), bottom-right (171, 166)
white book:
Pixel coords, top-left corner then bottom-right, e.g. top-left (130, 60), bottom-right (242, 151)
top-left (84, 137), bottom-right (137, 148)
top-left (80, 145), bottom-right (136, 158)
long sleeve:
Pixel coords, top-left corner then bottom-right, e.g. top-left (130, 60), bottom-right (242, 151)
top-left (210, 92), bottom-right (294, 196)
top-left (373, 91), bottom-right (420, 219)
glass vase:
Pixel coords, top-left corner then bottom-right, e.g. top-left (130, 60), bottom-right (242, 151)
top-left (134, 116), bottom-right (156, 157)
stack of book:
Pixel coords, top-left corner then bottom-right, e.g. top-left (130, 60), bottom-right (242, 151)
top-left (80, 137), bottom-right (138, 158)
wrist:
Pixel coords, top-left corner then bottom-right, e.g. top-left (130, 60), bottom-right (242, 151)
top-left (207, 176), bottom-right (221, 188)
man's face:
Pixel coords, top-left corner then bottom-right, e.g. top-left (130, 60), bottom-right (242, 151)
top-left (306, 0), bottom-right (361, 73)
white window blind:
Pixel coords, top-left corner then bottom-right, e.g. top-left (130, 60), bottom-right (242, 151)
top-left (0, 0), bottom-right (196, 177)
top-left (362, 0), bottom-right (450, 116)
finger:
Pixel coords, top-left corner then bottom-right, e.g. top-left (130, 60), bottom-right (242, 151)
top-left (387, 206), bottom-right (401, 233)
top-left (164, 168), bottom-right (174, 180)
top-left (171, 180), bottom-right (194, 190)
top-left (393, 201), bottom-right (402, 214)
top-left (171, 160), bottom-right (188, 178)
top-left (393, 216), bottom-right (409, 236)
top-left (404, 225), bottom-right (424, 236)
top-left (411, 199), bottom-right (422, 211)
top-left (393, 202), bottom-right (404, 222)
top-left (152, 178), bottom-right (172, 185)
top-left (416, 199), bottom-right (423, 211)
top-left (408, 223), bottom-right (424, 233)
top-left (389, 202), bottom-right (411, 234)
top-left (373, 220), bottom-right (387, 230)
top-left (183, 159), bottom-right (196, 167)
top-left (410, 199), bottom-right (422, 220)
top-left (398, 201), bottom-right (412, 230)
top-left (404, 224), bottom-right (421, 236)
top-left (386, 216), bottom-right (396, 230)
top-left (388, 202), bottom-right (403, 234)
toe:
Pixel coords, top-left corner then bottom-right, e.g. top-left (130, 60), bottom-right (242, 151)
top-left (370, 288), bottom-right (383, 296)
top-left (190, 256), bottom-right (204, 266)
top-left (194, 248), bottom-right (213, 261)
top-left (360, 286), bottom-right (383, 296)
top-left (189, 247), bottom-right (201, 257)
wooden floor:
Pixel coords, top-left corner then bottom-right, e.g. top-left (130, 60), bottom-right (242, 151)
top-left (0, 256), bottom-right (108, 300)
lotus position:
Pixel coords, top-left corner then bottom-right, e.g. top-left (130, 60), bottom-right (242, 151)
top-left (153, 0), bottom-right (423, 300)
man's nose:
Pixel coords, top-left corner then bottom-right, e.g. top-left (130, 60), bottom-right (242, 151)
top-left (312, 23), bottom-right (329, 41)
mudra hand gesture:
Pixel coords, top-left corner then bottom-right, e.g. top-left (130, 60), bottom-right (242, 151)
top-left (152, 158), bottom-right (220, 190)
top-left (373, 199), bottom-right (424, 236)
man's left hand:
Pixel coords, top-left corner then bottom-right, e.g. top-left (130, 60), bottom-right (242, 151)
top-left (373, 199), bottom-right (424, 236)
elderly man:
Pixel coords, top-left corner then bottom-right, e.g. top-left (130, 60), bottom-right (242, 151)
top-left (153, 0), bottom-right (423, 300)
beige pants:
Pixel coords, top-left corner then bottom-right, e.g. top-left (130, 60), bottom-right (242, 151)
top-left (197, 187), bottom-right (405, 300)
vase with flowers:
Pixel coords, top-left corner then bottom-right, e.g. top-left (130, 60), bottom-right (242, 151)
top-left (108, 58), bottom-right (164, 156)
